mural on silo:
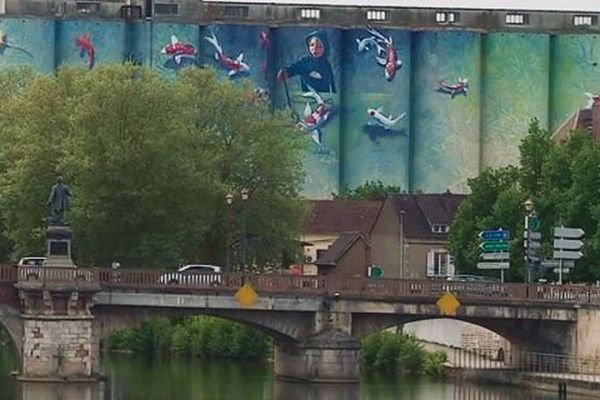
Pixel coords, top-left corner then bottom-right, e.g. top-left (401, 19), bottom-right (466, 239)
top-left (550, 34), bottom-right (600, 131)
top-left (273, 27), bottom-right (342, 199)
top-left (0, 18), bottom-right (54, 73)
top-left (341, 28), bottom-right (411, 191)
top-left (57, 21), bottom-right (127, 70)
top-left (203, 24), bottom-right (272, 92)
top-left (152, 23), bottom-right (200, 77)
top-left (411, 31), bottom-right (481, 193)
top-left (481, 33), bottom-right (550, 169)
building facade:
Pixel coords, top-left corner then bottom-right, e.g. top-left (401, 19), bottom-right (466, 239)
top-left (1, 1), bottom-right (599, 197)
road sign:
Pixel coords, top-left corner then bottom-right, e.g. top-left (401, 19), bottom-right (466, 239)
top-left (553, 239), bottom-right (584, 250)
top-left (479, 242), bottom-right (510, 252)
top-left (542, 260), bottom-right (575, 269)
top-left (524, 231), bottom-right (542, 240)
top-left (477, 262), bottom-right (510, 270)
top-left (523, 240), bottom-right (541, 249)
top-left (479, 229), bottom-right (510, 241)
top-left (553, 268), bottom-right (571, 274)
top-left (481, 252), bottom-right (510, 260)
top-left (554, 227), bottom-right (584, 239)
top-left (553, 250), bottom-right (583, 260)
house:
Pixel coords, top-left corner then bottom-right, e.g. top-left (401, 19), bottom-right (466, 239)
top-left (301, 200), bottom-right (383, 274)
top-left (552, 95), bottom-right (600, 143)
top-left (370, 193), bottom-right (466, 279)
top-left (315, 231), bottom-right (371, 277)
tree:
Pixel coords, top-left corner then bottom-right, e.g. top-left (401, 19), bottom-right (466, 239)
top-left (334, 180), bottom-right (402, 200)
top-left (0, 65), bottom-right (307, 269)
top-left (449, 119), bottom-right (600, 283)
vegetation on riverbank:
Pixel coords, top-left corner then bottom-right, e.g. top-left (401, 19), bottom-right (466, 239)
top-left (106, 316), bottom-right (272, 360)
top-left (361, 331), bottom-right (447, 377)
top-left (107, 317), bottom-right (447, 377)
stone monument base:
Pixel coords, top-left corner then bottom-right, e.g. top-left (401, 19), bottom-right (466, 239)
top-left (45, 226), bottom-right (76, 268)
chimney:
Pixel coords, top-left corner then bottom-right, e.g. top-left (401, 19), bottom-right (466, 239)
top-left (593, 98), bottom-right (600, 143)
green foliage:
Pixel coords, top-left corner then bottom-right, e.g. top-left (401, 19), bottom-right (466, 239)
top-left (450, 119), bottom-right (600, 283)
top-left (335, 180), bottom-right (402, 200)
top-left (0, 65), bottom-right (307, 268)
top-left (360, 331), bottom-right (442, 377)
top-left (106, 316), bottom-right (272, 360)
top-left (423, 351), bottom-right (448, 378)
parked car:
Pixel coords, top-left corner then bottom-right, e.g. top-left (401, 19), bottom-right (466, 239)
top-left (158, 264), bottom-right (222, 286)
top-left (447, 274), bottom-right (501, 283)
top-left (17, 257), bottom-right (46, 267)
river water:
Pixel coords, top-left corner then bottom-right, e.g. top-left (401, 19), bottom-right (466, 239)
top-left (0, 350), bottom-right (594, 400)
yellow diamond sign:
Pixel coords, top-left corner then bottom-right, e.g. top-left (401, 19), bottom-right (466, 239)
top-left (436, 292), bottom-right (460, 316)
top-left (235, 282), bottom-right (258, 308)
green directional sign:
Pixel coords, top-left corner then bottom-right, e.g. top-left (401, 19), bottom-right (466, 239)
top-left (479, 242), bottom-right (510, 252)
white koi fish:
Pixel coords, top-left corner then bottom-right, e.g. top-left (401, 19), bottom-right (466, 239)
top-left (367, 107), bottom-right (405, 130)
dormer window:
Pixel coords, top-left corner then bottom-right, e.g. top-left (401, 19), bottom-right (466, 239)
top-left (433, 224), bottom-right (449, 233)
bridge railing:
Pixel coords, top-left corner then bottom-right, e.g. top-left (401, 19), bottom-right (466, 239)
top-left (2, 265), bottom-right (600, 305)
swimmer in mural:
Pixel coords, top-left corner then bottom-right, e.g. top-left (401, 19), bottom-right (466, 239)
top-left (277, 30), bottom-right (336, 94)
top-left (205, 32), bottom-right (250, 78)
top-left (435, 78), bottom-right (469, 98)
top-left (296, 86), bottom-right (333, 145)
top-left (75, 34), bottom-right (96, 70)
top-left (0, 30), bottom-right (33, 58)
top-left (161, 35), bottom-right (197, 69)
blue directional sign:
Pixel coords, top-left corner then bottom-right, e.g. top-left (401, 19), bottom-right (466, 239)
top-left (478, 229), bottom-right (510, 241)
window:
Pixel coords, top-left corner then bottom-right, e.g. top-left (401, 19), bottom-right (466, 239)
top-left (427, 250), bottom-right (454, 277)
top-left (436, 11), bottom-right (458, 24)
top-left (300, 8), bottom-right (321, 20)
top-left (573, 15), bottom-right (596, 27)
top-left (505, 13), bottom-right (528, 25)
top-left (224, 6), bottom-right (249, 18)
top-left (154, 3), bottom-right (179, 16)
top-left (367, 10), bottom-right (387, 22)
top-left (76, 2), bottom-right (100, 14)
top-left (432, 224), bottom-right (449, 234)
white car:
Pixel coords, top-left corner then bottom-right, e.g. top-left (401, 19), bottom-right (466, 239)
top-left (17, 257), bottom-right (46, 267)
top-left (159, 264), bottom-right (222, 286)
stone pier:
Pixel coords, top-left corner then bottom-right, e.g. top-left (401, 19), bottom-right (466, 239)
top-left (16, 280), bottom-right (101, 381)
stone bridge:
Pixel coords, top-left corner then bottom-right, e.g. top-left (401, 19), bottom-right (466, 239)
top-left (1, 265), bottom-right (600, 383)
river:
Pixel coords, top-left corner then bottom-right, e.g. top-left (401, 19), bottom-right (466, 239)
top-left (0, 349), bottom-right (594, 400)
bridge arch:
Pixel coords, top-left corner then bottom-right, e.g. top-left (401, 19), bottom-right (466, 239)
top-left (0, 304), bottom-right (23, 368)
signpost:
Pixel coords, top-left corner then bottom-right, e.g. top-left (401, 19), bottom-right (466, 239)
top-left (478, 228), bottom-right (510, 282)
top-left (553, 226), bottom-right (584, 285)
top-left (524, 213), bottom-right (541, 283)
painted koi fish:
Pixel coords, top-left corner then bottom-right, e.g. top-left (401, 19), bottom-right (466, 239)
top-left (259, 31), bottom-right (270, 51)
top-left (296, 87), bottom-right (332, 145)
top-left (161, 35), bottom-right (197, 65)
top-left (75, 34), bottom-right (95, 70)
top-left (0, 30), bottom-right (33, 58)
top-left (367, 107), bottom-right (405, 130)
top-left (205, 32), bottom-right (250, 77)
top-left (436, 78), bottom-right (469, 98)
top-left (366, 27), bottom-right (402, 81)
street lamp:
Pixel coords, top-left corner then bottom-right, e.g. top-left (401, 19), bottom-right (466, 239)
top-left (524, 198), bottom-right (535, 283)
top-left (225, 192), bottom-right (234, 272)
top-left (240, 188), bottom-right (250, 271)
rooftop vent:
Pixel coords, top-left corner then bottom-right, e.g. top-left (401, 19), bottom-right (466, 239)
top-left (300, 8), bottom-right (321, 20)
top-left (435, 11), bottom-right (459, 24)
top-left (505, 13), bottom-right (529, 25)
top-left (573, 15), bottom-right (596, 27)
top-left (76, 2), bottom-right (100, 14)
top-left (154, 3), bottom-right (179, 16)
top-left (224, 5), bottom-right (249, 18)
top-left (367, 10), bottom-right (387, 22)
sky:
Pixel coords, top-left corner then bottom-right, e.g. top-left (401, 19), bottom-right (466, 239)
top-left (207, 0), bottom-right (600, 12)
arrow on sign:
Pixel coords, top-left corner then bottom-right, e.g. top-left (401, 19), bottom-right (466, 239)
top-left (481, 252), bottom-right (510, 260)
top-left (479, 229), bottom-right (510, 241)
top-left (479, 242), bottom-right (510, 252)
top-left (553, 239), bottom-right (583, 250)
top-left (554, 227), bottom-right (584, 239)
top-left (553, 250), bottom-right (583, 260)
top-left (477, 262), bottom-right (510, 270)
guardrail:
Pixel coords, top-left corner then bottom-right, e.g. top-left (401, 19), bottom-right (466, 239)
top-left (1, 265), bottom-right (600, 305)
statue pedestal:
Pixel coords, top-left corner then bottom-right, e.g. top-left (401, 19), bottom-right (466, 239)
top-left (45, 226), bottom-right (75, 268)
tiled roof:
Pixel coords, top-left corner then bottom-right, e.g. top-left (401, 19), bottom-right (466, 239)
top-left (304, 200), bottom-right (383, 236)
top-left (316, 232), bottom-right (368, 267)
top-left (389, 193), bottom-right (466, 240)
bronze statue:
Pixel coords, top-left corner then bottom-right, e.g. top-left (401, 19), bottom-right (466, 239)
top-left (48, 176), bottom-right (72, 226)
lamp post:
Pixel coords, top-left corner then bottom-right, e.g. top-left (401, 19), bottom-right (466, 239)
top-left (240, 187), bottom-right (250, 272)
top-left (225, 192), bottom-right (234, 272)
top-left (524, 198), bottom-right (534, 284)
